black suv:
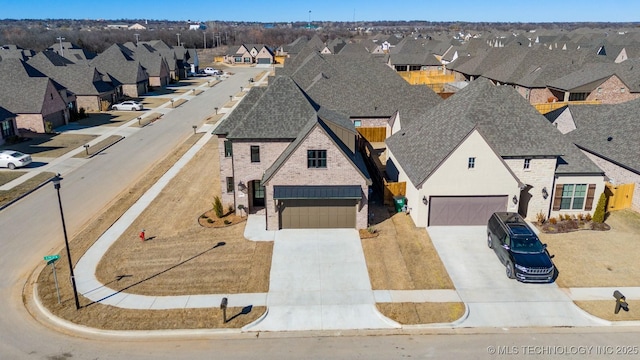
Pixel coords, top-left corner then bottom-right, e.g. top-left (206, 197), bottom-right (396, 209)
top-left (487, 212), bottom-right (555, 283)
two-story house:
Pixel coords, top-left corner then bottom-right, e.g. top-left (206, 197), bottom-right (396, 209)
top-left (214, 75), bottom-right (371, 230)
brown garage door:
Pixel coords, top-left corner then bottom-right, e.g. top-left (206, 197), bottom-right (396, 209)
top-left (280, 199), bottom-right (356, 229)
top-left (428, 196), bottom-right (507, 226)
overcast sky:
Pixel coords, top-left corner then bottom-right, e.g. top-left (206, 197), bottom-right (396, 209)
top-left (1, 0), bottom-right (637, 23)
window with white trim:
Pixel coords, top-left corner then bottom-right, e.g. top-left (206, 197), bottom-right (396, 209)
top-left (560, 184), bottom-right (587, 210)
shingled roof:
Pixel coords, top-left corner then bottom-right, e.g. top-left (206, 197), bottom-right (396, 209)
top-left (386, 78), bottom-right (601, 187)
top-left (280, 51), bottom-right (441, 119)
top-left (560, 101), bottom-right (640, 173)
top-left (217, 76), bottom-right (319, 140)
top-left (0, 59), bottom-right (62, 114)
top-left (27, 51), bottom-right (113, 96)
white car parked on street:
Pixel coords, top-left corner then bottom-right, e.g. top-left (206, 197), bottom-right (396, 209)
top-left (0, 150), bottom-right (32, 169)
top-left (111, 101), bottom-right (143, 111)
top-left (203, 67), bottom-right (222, 75)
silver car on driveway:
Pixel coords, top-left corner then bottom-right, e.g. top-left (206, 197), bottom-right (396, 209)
top-left (0, 150), bottom-right (32, 169)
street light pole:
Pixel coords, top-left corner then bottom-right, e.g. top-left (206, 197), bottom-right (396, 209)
top-left (52, 174), bottom-right (80, 310)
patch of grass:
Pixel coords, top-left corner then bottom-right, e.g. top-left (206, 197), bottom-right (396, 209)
top-left (0, 171), bottom-right (26, 187)
top-left (3, 133), bottom-right (97, 158)
top-left (0, 172), bottom-right (56, 207)
top-left (541, 210), bottom-right (640, 287)
top-left (377, 302), bottom-right (465, 324)
top-left (362, 207), bottom-right (454, 290)
top-left (32, 133), bottom-right (269, 329)
top-left (72, 135), bottom-right (123, 158)
top-left (574, 300), bottom-right (640, 321)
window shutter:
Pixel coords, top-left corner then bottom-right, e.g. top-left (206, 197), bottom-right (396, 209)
top-left (584, 184), bottom-right (597, 210)
top-left (552, 184), bottom-right (563, 211)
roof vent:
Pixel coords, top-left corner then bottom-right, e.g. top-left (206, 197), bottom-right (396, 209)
top-left (607, 136), bottom-right (613, 142)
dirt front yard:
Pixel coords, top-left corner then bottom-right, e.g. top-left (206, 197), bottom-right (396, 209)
top-left (34, 134), bottom-right (268, 330)
top-left (541, 209), bottom-right (640, 320)
top-left (363, 205), bottom-right (463, 324)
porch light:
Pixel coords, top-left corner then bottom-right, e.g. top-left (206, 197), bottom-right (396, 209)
top-left (512, 195), bottom-right (518, 205)
top-left (542, 187), bottom-right (549, 199)
top-left (237, 181), bottom-right (246, 192)
top-left (422, 196), bottom-right (428, 205)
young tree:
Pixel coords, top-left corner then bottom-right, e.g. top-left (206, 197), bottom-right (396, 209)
top-left (592, 192), bottom-right (607, 223)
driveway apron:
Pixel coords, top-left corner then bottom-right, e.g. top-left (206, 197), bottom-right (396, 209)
top-left (245, 229), bottom-right (398, 331)
top-left (427, 226), bottom-right (604, 327)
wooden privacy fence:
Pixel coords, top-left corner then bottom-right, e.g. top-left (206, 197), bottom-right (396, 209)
top-left (533, 100), bottom-right (601, 114)
top-left (383, 179), bottom-right (406, 206)
top-left (398, 71), bottom-right (455, 91)
top-left (357, 127), bottom-right (386, 143)
top-left (605, 182), bottom-right (635, 211)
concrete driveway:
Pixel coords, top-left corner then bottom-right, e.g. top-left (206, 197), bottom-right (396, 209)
top-left (427, 226), bottom-right (604, 327)
top-left (245, 229), bottom-right (399, 331)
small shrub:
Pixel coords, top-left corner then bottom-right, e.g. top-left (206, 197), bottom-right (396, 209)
top-left (585, 213), bottom-right (592, 222)
top-left (212, 196), bottom-right (224, 218)
top-left (592, 193), bottom-right (607, 223)
top-left (577, 213), bottom-right (584, 221)
top-left (563, 214), bottom-right (572, 221)
top-left (536, 211), bottom-right (546, 224)
top-left (224, 219), bottom-right (232, 225)
top-left (79, 107), bottom-right (86, 118)
top-left (227, 204), bottom-right (234, 213)
top-left (549, 217), bottom-right (557, 225)
top-left (237, 204), bottom-right (245, 217)
top-left (367, 226), bottom-right (377, 234)
top-left (44, 121), bottom-right (54, 134)
top-left (207, 218), bottom-right (214, 223)
top-left (200, 214), bottom-right (208, 219)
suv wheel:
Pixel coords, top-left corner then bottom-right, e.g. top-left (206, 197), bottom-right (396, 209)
top-left (506, 261), bottom-right (515, 279)
top-left (487, 234), bottom-right (493, 249)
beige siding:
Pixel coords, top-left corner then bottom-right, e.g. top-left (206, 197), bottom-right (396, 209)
top-left (550, 174), bottom-right (606, 219)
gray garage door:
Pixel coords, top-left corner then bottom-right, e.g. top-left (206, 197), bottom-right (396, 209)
top-left (428, 196), bottom-right (507, 226)
top-left (257, 58), bottom-right (271, 64)
top-left (280, 199), bottom-right (356, 229)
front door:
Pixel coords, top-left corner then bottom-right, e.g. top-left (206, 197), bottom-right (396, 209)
top-left (252, 180), bottom-right (265, 207)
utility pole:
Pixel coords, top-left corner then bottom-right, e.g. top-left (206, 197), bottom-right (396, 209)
top-left (56, 36), bottom-right (65, 56)
top-left (203, 31), bottom-right (206, 49)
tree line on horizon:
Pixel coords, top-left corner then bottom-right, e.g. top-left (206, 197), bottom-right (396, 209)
top-left (1, 19), bottom-right (638, 53)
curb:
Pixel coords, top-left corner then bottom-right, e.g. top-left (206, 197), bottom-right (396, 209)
top-left (87, 136), bottom-right (126, 159)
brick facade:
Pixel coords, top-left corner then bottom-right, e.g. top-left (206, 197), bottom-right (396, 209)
top-left (581, 150), bottom-right (640, 211)
top-left (504, 158), bottom-right (557, 221)
top-left (515, 85), bottom-right (555, 104)
top-left (229, 139), bottom-right (290, 213)
top-left (263, 126), bottom-right (369, 230)
top-left (586, 75), bottom-right (640, 104)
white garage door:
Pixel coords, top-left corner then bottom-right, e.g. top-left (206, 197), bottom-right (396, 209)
top-left (429, 196), bottom-right (508, 226)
